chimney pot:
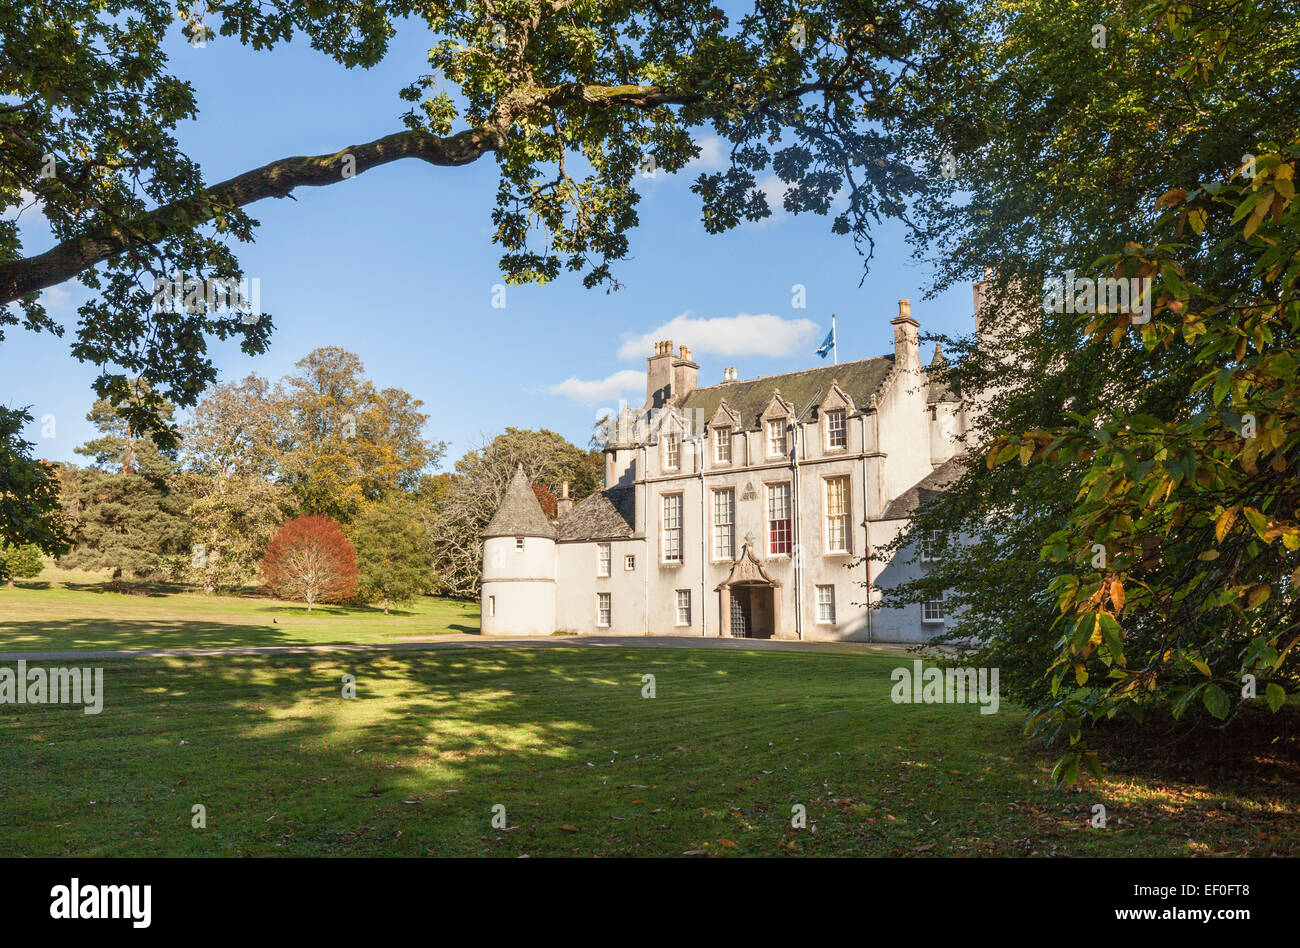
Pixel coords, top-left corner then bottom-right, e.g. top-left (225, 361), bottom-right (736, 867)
top-left (898, 299), bottom-right (911, 319)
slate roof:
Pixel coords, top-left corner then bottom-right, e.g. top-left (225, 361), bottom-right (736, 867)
top-left (679, 355), bottom-right (895, 429)
top-left (926, 343), bottom-right (959, 405)
top-left (556, 486), bottom-right (637, 541)
top-left (878, 455), bottom-right (968, 520)
top-left (483, 465), bottom-right (556, 539)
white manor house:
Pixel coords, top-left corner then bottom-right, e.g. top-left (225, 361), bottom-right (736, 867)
top-left (481, 286), bottom-right (991, 642)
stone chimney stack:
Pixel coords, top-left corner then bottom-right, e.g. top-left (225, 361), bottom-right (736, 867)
top-left (556, 480), bottom-right (573, 517)
top-left (645, 339), bottom-right (675, 409)
top-left (891, 298), bottom-right (920, 368)
top-left (672, 344), bottom-right (699, 403)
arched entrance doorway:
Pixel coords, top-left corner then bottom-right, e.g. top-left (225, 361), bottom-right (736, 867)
top-left (716, 543), bottom-right (781, 639)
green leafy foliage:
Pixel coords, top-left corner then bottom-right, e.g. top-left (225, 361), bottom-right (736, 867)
top-left (0, 405), bottom-right (68, 556)
top-left (0, 541), bottom-right (44, 585)
top-left (349, 498), bottom-right (436, 612)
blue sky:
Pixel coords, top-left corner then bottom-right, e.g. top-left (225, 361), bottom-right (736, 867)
top-left (2, 17), bottom-right (978, 470)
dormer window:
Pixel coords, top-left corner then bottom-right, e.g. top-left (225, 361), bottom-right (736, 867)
top-left (663, 433), bottom-right (680, 470)
top-left (766, 418), bottom-right (788, 458)
top-left (714, 426), bottom-right (732, 463)
top-left (515, 537), bottom-right (525, 551)
top-left (826, 409), bottom-right (847, 449)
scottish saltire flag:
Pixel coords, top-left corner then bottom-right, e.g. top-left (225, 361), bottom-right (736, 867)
top-left (815, 327), bottom-right (835, 359)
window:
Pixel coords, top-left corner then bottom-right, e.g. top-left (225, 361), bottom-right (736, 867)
top-left (676, 589), bottom-right (691, 626)
top-left (714, 426), bottom-right (732, 463)
top-left (488, 595), bottom-right (496, 617)
top-left (825, 476), bottom-right (851, 553)
top-left (767, 482), bottom-right (792, 555)
top-left (712, 489), bottom-right (735, 561)
top-left (767, 418), bottom-right (788, 457)
top-left (515, 537), bottom-right (525, 551)
top-left (597, 592), bottom-right (612, 627)
top-left (816, 585), bottom-right (836, 623)
top-left (663, 433), bottom-right (680, 470)
top-left (597, 543), bottom-right (611, 577)
top-left (920, 529), bottom-right (945, 562)
top-left (625, 554), bottom-right (636, 571)
top-left (826, 409), bottom-right (847, 449)
top-left (662, 494), bottom-right (683, 563)
top-left (923, 597), bottom-right (945, 623)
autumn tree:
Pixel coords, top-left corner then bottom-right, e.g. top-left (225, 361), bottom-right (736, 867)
top-left (260, 514), bottom-right (359, 610)
top-left (869, 0), bottom-right (1300, 779)
top-left (279, 348), bottom-right (444, 521)
top-left (986, 144), bottom-right (1300, 782)
top-left (179, 374), bottom-right (295, 592)
top-left (348, 499), bottom-right (434, 613)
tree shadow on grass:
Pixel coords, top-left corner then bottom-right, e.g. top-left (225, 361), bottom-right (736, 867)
top-left (2, 645), bottom-right (1296, 857)
top-left (0, 617), bottom-right (305, 652)
top-left (1087, 708), bottom-right (1300, 799)
top-left (59, 581), bottom-right (181, 598)
top-left (0, 648), bottom-right (916, 856)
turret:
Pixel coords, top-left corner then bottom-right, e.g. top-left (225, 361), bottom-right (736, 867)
top-left (481, 465), bottom-right (556, 635)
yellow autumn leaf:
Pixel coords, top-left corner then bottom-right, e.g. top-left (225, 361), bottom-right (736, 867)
top-left (1247, 584), bottom-right (1271, 609)
top-left (1215, 506), bottom-right (1238, 543)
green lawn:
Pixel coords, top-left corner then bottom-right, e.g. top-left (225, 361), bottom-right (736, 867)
top-left (0, 568), bottom-right (479, 651)
top-left (3, 643), bottom-right (1297, 856)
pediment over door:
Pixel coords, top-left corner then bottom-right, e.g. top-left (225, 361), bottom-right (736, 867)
top-left (716, 542), bottom-right (779, 589)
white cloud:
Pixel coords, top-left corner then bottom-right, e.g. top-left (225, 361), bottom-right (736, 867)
top-left (689, 135), bottom-right (727, 171)
top-left (617, 312), bottom-right (820, 361)
top-left (755, 174), bottom-right (790, 223)
top-left (548, 369), bottom-right (647, 405)
top-left (39, 284), bottom-right (71, 312)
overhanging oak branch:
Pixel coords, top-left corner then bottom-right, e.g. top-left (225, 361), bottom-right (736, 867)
top-left (0, 80), bottom-right (820, 305)
top-left (0, 126), bottom-right (500, 305)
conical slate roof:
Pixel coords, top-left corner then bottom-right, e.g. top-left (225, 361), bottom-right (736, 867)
top-left (483, 465), bottom-right (556, 539)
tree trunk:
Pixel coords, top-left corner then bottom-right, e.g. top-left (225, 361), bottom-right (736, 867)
top-left (122, 424), bottom-right (135, 474)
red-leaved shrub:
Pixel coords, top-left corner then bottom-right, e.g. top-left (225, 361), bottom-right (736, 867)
top-left (260, 514), bottom-right (358, 610)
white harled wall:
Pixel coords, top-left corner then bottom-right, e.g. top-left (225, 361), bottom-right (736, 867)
top-left (480, 534), bottom-right (556, 635)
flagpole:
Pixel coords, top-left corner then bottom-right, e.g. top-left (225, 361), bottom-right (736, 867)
top-left (832, 313), bottom-right (838, 365)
